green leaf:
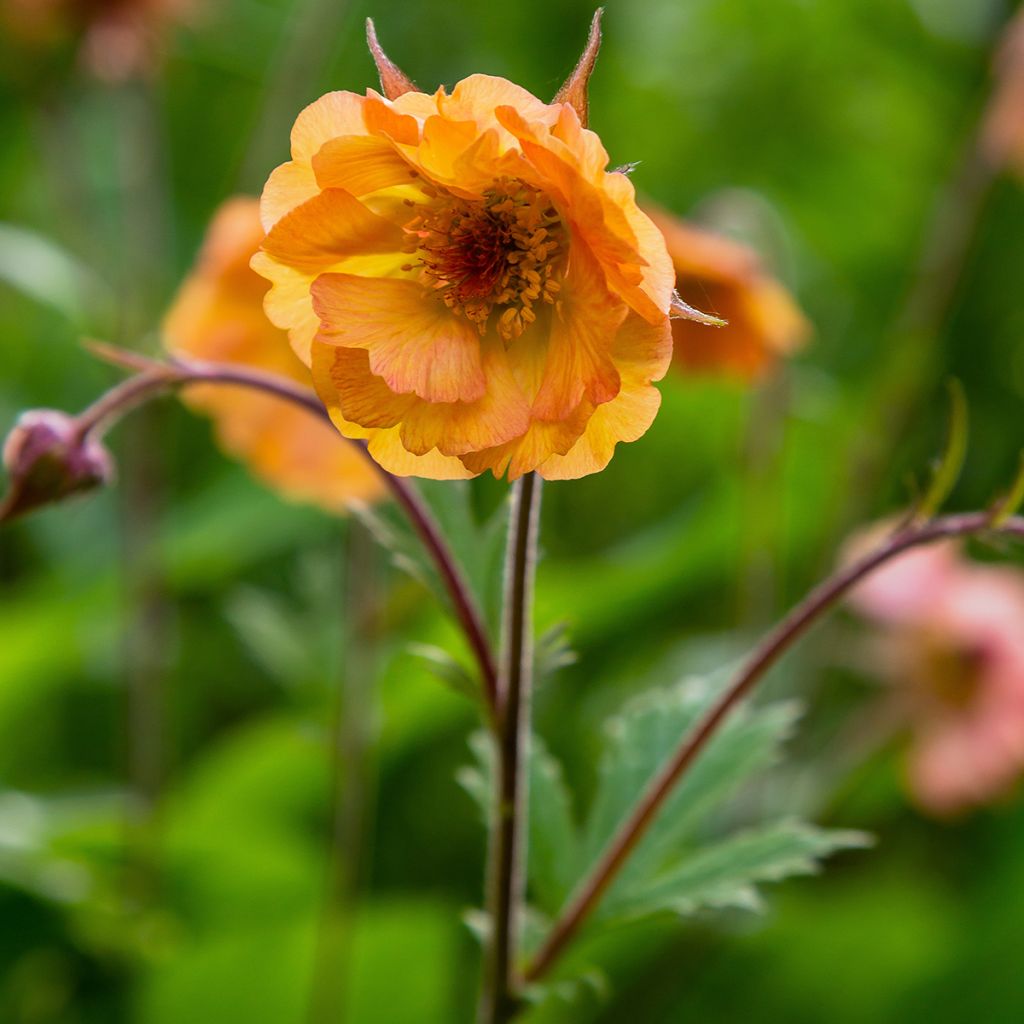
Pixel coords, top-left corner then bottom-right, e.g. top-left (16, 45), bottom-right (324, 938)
top-left (582, 676), bottom-right (801, 904)
top-left (528, 736), bottom-right (582, 916)
top-left (603, 820), bottom-right (871, 923)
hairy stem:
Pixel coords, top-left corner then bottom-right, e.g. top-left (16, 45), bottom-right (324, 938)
top-left (62, 355), bottom-right (499, 714)
top-left (525, 511), bottom-right (1024, 982)
top-left (479, 472), bottom-right (542, 1024)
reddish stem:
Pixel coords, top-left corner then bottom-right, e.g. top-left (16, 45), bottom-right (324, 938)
top-left (524, 511), bottom-right (1024, 983)
top-left (57, 355), bottom-right (500, 716)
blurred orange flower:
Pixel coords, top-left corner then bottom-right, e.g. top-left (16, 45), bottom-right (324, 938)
top-left (1, 0), bottom-right (188, 80)
top-left (164, 197), bottom-right (383, 514)
top-left (253, 73), bottom-right (678, 480)
top-left (849, 538), bottom-right (1024, 816)
top-left (646, 205), bottom-right (810, 379)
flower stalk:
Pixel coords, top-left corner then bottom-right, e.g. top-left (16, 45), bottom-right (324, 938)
top-left (524, 510), bottom-right (1024, 983)
top-left (479, 471), bottom-right (542, 1024)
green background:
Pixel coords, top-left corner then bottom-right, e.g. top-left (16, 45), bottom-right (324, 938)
top-left (2, 0), bottom-right (1024, 1019)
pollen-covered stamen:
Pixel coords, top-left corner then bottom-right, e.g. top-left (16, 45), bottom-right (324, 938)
top-left (406, 179), bottom-right (564, 340)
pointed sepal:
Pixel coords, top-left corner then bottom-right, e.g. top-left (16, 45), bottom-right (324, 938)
top-left (365, 18), bottom-right (419, 100)
top-left (553, 9), bottom-right (603, 128)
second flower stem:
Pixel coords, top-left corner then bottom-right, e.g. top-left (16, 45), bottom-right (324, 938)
top-left (480, 471), bottom-right (542, 1024)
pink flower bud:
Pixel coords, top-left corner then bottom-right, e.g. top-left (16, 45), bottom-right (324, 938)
top-left (0, 409), bottom-right (114, 523)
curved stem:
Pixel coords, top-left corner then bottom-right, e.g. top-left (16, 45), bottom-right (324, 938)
top-left (65, 355), bottom-right (499, 714)
top-left (525, 511), bottom-right (1024, 983)
top-left (479, 472), bottom-right (542, 1024)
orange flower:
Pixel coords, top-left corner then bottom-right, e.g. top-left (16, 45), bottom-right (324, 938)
top-left (252, 25), bottom-right (681, 481)
top-left (163, 197), bottom-right (383, 513)
top-left (646, 205), bottom-right (810, 380)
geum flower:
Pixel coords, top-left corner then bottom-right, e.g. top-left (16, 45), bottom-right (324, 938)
top-left (252, 18), bottom-right (713, 480)
top-left (646, 203), bottom-right (810, 380)
top-left (164, 196), bottom-right (383, 513)
top-left (849, 538), bottom-right (1024, 816)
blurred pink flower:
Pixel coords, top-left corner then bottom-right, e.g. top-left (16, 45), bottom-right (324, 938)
top-left (849, 536), bottom-right (1024, 816)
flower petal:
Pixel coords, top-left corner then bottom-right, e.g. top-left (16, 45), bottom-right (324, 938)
top-left (538, 312), bottom-right (672, 479)
top-left (311, 273), bottom-right (487, 404)
top-left (291, 91), bottom-right (368, 161)
top-left (260, 161), bottom-right (320, 232)
top-left (262, 188), bottom-right (405, 272)
top-left (530, 242), bottom-right (625, 421)
top-left (311, 344), bottom-right (476, 480)
top-left (312, 135), bottom-right (417, 195)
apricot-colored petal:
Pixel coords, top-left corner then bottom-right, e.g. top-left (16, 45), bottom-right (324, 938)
top-left (364, 94), bottom-right (421, 145)
top-left (312, 342), bottom-right (416, 428)
top-left (262, 188), bottom-right (405, 272)
top-left (416, 115), bottom-right (484, 185)
top-left (443, 74), bottom-right (556, 131)
top-left (460, 404), bottom-right (591, 480)
top-left (531, 243), bottom-right (625, 420)
top-left (311, 274), bottom-right (487, 404)
top-left (260, 161), bottom-right (320, 232)
top-left (366, 428), bottom-right (476, 479)
top-left (312, 135), bottom-right (416, 195)
top-left (311, 344), bottom-right (475, 479)
top-left (397, 339), bottom-right (531, 456)
top-left (249, 252), bottom-right (320, 365)
top-left (603, 173), bottom-right (676, 320)
top-left (290, 91), bottom-right (368, 162)
top-left (538, 313), bottom-right (671, 479)
top-left (495, 106), bottom-right (671, 322)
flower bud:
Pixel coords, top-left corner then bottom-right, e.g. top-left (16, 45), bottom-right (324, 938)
top-left (0, 409), bottom-right (114, 523)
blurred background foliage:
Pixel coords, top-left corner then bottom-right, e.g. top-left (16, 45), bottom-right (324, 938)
top-left (2, 0), bottom-right (1024, 1020)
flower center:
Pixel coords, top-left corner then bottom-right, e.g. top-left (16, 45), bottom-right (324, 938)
top-left (912, 633), bottom-right (988, 710)
top-left (404, 179), bottom-right (564, 340)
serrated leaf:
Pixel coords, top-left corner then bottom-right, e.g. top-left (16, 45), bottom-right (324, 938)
top-left (603, 820), bottom-right (871, 924)
top-left (528, 736), bottom-right (582, 915)
top-left (582, 676), bottom-right (801, 902)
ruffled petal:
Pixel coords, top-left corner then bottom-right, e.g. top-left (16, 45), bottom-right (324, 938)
top-left (530, 241), bottom-right (625, 421)
top-left (460, 403), bottom-right (592, 480)
top-left (539, 313), bottom-right (671, 479)
top-left (260, 161), bottom-right (320, 232)
top-left (291, 91), bottom-right (368, 161)
top-left (249, 252), bottom-right (322, 365)
top-left (311, 344), bottom-right (476, 480)
top-left (262, 188), bottom-right (406, 271)
top-left (312, 135), bottom-right (417, 195)
top-left (312, 274), bottom-right (487, 403)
